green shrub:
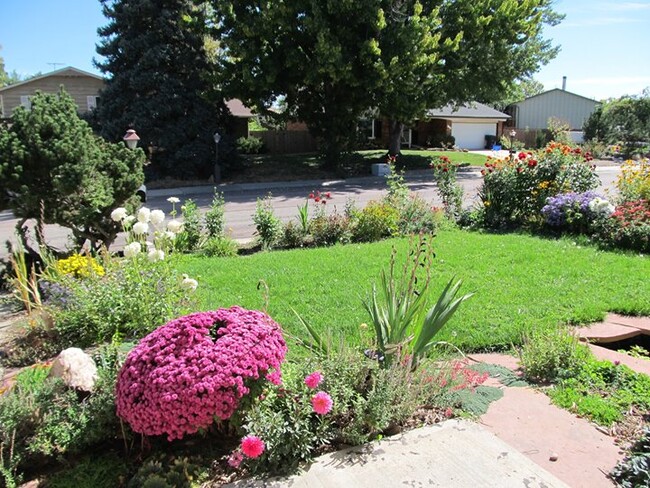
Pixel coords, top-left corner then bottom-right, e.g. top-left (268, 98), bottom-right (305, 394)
top-left (395, 194), bottom-right (443, 235)
top-left (44, 258), bottom-right (192, 346)
top-left (127, 456), bottom-right (208, 488)
top-left (611, 427), bottom-right (650, 488)
top-left (253, 195), bottom-right (283, 250)
top-left (174, 199), bottom-right (202, 253)
top-left (592, 199), bottom-right (650, 253)
top-left (200, 236), bottom-right (239, 257)
top-left (479, 142), bottom-right (600, 228)
top-left (0, 347), bottom-right (124, 486)
top-left (204, 191), bottom-right (226, 238)
top-left (310, 213), bottom-right (351, 246)
top-left (236, 136), bottom-right (265, 154)
top-left (47, 452), bottom-right (128, 488)
top-left (351, 201), bottom-right (399, 242)
top-left (431, 155), bottom-right (464, 222)
top-left (519, 327), bottom-right (590, 383)
top-left (426, 134), bottom-right (455, 148)
top-left (282, 221), bottom-right (307, 249)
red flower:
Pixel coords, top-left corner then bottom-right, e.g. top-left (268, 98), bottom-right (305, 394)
top-left (480, 170), bottom-right (486, 176)
top-left (314, 196), bottom-right (320, 202)
top-left (311, 391), bottom-right (333, 415)
top-left (516, 167), bottom-right (523, 173)
top-left (241, 435), bottom-right (265, 459)
top-left (308, 193), bottom-right (314, 199)
top-left (518, 152), bottom-right (527, 160)
top-left (527, 159), bottom-right (537, 168)
top-left (325, 192), bottom-right (332, 199)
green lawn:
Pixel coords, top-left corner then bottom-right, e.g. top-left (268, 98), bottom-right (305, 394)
top-left (229, 150), bottom-right (487, 183)
top-left (177, 229), bottom-right (650, 353)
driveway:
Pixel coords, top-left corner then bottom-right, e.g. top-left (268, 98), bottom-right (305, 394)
top-left (0, 164), bottom-right (622, 258)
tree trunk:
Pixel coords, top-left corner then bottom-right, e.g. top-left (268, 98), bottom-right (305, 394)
top-left (321, 136), bottom-right (342, 173)
top-left (388, 120), bottom-right (404, 157)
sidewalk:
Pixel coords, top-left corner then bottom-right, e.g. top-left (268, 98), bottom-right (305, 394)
top-left (227, 420), bottom-right (570, 488)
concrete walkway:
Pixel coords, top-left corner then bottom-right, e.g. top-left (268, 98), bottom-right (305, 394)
top-left (227, 420), bottom-right (569, 488)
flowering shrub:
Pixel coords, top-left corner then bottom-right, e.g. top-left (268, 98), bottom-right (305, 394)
top-left (594, 199), bottom-right (650, 253)
top-left (115, 308), bottom-right (287, 441)
top-left (55, 254), bottom-right (105, 278)
top-left (479, 143), bottom-right (599, 228)
top-left (235, 368), bottom-right (335, 474)
top-left (351, 200), bottom-right (399, 242)
top-left (616, 159), bottom-right (650, 203)
top-left (541, 191), bottom-right (609, 232)
top-left (431, 156), bottom-right (464, 221)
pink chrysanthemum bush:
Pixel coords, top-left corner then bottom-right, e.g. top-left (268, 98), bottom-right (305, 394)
top-left (115, 307), bottom-right (287, 440)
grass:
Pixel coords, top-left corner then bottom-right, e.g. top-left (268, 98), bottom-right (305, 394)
top-left (228, 149), bottom-right (487, 183)
top-left (177, 229), bottom-right (650, 353)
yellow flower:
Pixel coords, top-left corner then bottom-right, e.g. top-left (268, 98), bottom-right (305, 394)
top-left (484, 201), bottom-right (491, 207)
top-left (55, 254), bottom-right (105, 279)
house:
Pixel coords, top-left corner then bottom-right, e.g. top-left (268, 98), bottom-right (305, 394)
top-left (0, 66), bottom-right (104, 119)
top-left (0, 67), bottom-right (255, 140)
top-left (507, 88), bottom-right (600, 132)
top-left (361, 102), bottom-right (510, 150)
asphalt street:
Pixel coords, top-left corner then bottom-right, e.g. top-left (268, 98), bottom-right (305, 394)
top-left (0, 165), bottom-right (622, 257)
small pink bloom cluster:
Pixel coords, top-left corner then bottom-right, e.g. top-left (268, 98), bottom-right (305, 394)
top-left (115, 308), bottom-right (287, 441)
top-left (304, 371), bottom-right (323, 389)
top-left (311, 391), bottom-right (333, 415)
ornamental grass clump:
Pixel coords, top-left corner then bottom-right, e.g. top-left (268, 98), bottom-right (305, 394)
top-left (115, 308), bottom-right (287, 441)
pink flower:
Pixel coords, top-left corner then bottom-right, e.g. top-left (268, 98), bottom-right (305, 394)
top-left (444, 407), bottom-right (454, 418)
top-left (241, 435), bottom-right (265, 458)
top-left (311, 391), bottom-right (333, 415)
top-left (304, 371), bottom-right (323, 389)
top-left (228, 450), bottom-right (244, 468)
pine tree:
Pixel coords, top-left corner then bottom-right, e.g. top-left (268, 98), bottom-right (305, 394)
top-left (95, 0), bottom-right (228, 179)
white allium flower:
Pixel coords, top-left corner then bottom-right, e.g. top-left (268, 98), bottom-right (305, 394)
top-left (164, 230), bottom-right (176, 240)
top-left (124, 215), bottom-right (136, 225)
top-left (167, 220), bottom-right (183, 233)
top-left (132, 221), bottom-right (149, 235)
top-left (167, 197), bottom-right (180, 204)
top-left (147, 249), bottom-right (165, 262)
top-left (181, 274), bottom-right (198, 292)
top-left (145, 241), bottom-right (154, 249)
top-left (137, 207), bottom-right (151, 223)
top-left (110, 207), bottom-right (128, 222)
top-left (150, 209), bottom-right (165, 226)
top-left (124, 242), bottom-right (142, 258)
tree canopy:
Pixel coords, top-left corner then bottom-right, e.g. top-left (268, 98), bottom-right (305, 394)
top-left (214, 0), bottom-right (562, 165)
top-left (94, 0), bottom-right (229, 179)
top-left (0, 89), bottom-right (145, 251)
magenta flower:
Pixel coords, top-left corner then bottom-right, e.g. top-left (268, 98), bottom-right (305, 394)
top-left (304, 371), bottom-right (323, 389)
top-left (241, 435), bottom-right (265, 458)
top-left (115, 308), bottom-right (287, 441)
top-left (311, 391), bottom-right (333, 415)
top-left (228, 450), bottom-right (244, 468)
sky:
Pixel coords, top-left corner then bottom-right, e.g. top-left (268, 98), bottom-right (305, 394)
top-left (1, 0), bottom-right (649, 102)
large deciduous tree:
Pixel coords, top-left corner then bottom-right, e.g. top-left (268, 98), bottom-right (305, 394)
top-left (215, 0), bottom-right (561, 164)
top-left (216, 1), bottom-right (387, 170)
top-left (0, 89), bottom-right (145, 252)
top-left (95, 0), bottom-right (228, 179)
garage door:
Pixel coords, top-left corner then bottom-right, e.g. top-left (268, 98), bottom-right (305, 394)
top-left (451, 122), bottom-right (497, 150)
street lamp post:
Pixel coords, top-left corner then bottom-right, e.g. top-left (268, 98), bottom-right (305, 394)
top-left (123, 129), bottom-right (140, 150)
top-left (509, 129), bottom-right (517, 161)
top-left (123, 129), bottom-right (147, 202)
top-left (213, 132), bottom-right (221, 184)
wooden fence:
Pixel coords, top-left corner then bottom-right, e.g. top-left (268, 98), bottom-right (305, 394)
top-left (250, 130), bottom-right (318, 154)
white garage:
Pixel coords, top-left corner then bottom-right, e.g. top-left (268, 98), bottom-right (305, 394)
top-left (426, 103), bottom-right (510, 150)
top-left (452, 121), bottom-right (499, 150)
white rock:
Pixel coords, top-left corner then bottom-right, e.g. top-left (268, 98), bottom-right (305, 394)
top-left (49, 348), bottom-right (98, 392)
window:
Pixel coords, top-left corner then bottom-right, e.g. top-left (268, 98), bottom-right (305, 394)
top-left (87, 96), bottom-right (99, 111)
top-left (358, 118), bottom-right (376, 139)
top-left (20, 95), bottom-right (31, 110)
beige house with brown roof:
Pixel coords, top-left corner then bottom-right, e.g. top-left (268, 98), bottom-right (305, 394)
top-left (0, 66), bottom-right (104, 119)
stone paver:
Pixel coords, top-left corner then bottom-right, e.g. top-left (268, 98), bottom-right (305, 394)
top-left (588, 344), bottom-right (650, 376)
top-left (576, 322), bottom-right (642, 342)
top-left (480, 383), bottom-right (622, 488)
top-left (227, 420), bottom-right (569, 488)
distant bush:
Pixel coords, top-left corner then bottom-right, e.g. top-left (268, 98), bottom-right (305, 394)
top-left (237, 136), bottom-right (265, 154)
top-left (351, 201), bottom-right (399, 242)
top-left (426, 134), bottom-right (455, 149)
